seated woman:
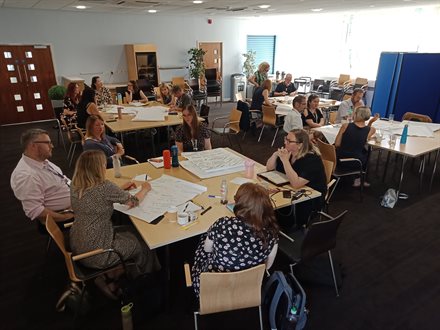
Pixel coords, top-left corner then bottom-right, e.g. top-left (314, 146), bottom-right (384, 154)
top-left (266, 129), bottom-right (327, 228)
top-left (70, 150), bottom-right (160, 284)
top-left (83, 115), bottom-right (124, 168)
top-left (304, 94), bottom-right (325, 128)
top-left (156, 82), bottom-right (173, 105)
top-left (76, 87), bottom-right (99, 129)
top-left (250, 79), bottom-right (273, 111)
top-left (191, 182), bottom-right (279, 297)
top-left (125, 80), bottom-right (148, 103)
top-left (62, 82), bottom-right (80, 126)
top-left (175, 105), bottom-right (211, 154)
top-left (334, 106), bottom-right (378, 187)
top-left (91, 76), bottom-right (112, 107)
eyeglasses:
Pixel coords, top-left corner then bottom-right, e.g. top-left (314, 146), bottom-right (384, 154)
top-left (284, 137), bottom-right (301, 144)
top-left (33, 141), bottom-right (53, 145)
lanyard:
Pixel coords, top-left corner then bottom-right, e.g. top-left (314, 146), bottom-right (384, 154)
top-left (45, 164), bottom-right (71, 187)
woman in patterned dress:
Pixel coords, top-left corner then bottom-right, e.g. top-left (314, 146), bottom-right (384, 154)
top-left (191, 183), bottom-right (279, 297)
top-left (62, 82), bottom-right (80, 126)
top-left (70, 150), bottom-right (160, 278)
top-left (175, 105), bottom-right (211, 154)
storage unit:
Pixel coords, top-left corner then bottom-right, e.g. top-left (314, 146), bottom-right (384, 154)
top-left (125, 44), bottom-right (160, 87)
top-left (231, 73), bottom-right (246, 102)
top-left (371, 52), bottom-right (440, 122)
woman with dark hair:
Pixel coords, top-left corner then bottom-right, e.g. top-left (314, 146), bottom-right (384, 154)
top-left (83, 115), bottom-right (124, 168)
top-left (266, 129), bottom-right (327, 228)
top-left (175, 105), bottom-right (211, 154)
top-left (250, 79), bottom-right (273, 110)
top-left (91, 76), bottom-right (112, 106)
top-left (125, 80), bottom-right (147, 103)
top-left (191, 182), bottom-right (279, 297)
top-left (304, 94), bottom-right (324, 128)
top-left (62, 82), bottom-right (80, 126)
top-left (76, 87), bottom-right (99, 129)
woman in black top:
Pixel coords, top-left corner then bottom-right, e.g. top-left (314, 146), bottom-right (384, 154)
top-left (250, 79), bottom-right (272, 110)
top-left (304, 94), bottom-right (324, 128)
top-left (125, 80), bottom-right (147, 103)
top-left (77, 87), bottom-right (99, 129)
top-left (266, 129), bottom-right (327, 228)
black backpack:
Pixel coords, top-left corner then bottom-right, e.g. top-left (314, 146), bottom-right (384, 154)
top-left (263, 271), bottom-right (307, 330)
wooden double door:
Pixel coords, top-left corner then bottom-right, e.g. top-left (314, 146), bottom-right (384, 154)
top-left (0, 45), bottom-right (56, 125)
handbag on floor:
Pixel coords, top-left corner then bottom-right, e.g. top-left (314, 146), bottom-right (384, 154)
top-left (55, 282), bottom-right (91, 316)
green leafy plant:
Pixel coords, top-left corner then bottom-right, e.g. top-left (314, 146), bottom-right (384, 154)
top-left (48, 85), bottom-right (67, 100)
top-left (242, 50), bottom-right (256, 78)
top-left (188, 48), bottom-right (206, 80)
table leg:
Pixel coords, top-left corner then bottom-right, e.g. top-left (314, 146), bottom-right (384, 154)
top-left (429, 149), bottom-right (439, 192)
top-left (419, 155), bottom-right (426, 193)
top-left (382, 151), bottom-right (391, 182)
top-left (396, 155), bottom-right (408, 200)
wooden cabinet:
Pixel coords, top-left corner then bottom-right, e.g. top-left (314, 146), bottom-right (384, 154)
top-left (125, 44), bottom-right (159, 87)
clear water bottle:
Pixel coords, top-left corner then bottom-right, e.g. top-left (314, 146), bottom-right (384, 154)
top-left (285, 306), bottom-right (298, 330)
top-left (112, 154), bottom-right (121, 178)
top-left (171, 145), bottom-right (179, 167)
top-left (117, 93), bottom-right (123, 105)
top-left (220, 179), bottom-right (228, 205)
top-left (400, 124), bottom-right (408, 144)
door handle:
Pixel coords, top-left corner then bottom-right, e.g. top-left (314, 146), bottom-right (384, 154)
top-left (17, 64), bottom-right (23, 83)
top-left (22, 64), bottom-right (29, 83)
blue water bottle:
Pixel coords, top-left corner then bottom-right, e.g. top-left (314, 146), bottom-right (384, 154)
top-left (400, 124), bottom-right (408, 144)
top-left (171, 145), bottom-right (179, 167)
top-left (117, 93), bottom-right (122, 105)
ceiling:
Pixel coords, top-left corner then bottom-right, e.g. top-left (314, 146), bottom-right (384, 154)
top-left (0, 0), bottom-right (438, 17)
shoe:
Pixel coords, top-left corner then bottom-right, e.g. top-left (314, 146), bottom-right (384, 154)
top-left (352, 178), bottom-right (370, 187)
top-left (94, 275), bottom-right (119, 300)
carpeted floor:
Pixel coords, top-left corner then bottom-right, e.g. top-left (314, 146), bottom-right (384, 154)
top-left (1, 102), bottom-right (440, 330)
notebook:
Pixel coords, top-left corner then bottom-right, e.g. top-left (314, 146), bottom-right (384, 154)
top-left (257, 170), bottom-right (289, 186)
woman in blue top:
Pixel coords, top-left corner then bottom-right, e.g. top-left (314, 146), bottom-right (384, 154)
top-left (250, 79), bottom-right (273, 110)
top-left (83, 115), bottom-right (124, 168)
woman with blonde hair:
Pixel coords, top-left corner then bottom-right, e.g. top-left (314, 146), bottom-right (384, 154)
top-left (191, 182), bottom-right (279, 297)
top-left (248, 61), bottom-right (270, 88)
top-left (156, 82), bottom-right (173, 105)
top-left (175, 105), bottom-right (211, 154)
top-left (266, 129), bottom-right (327, 227)
top-left (70, 150), bottom-right (160, 286)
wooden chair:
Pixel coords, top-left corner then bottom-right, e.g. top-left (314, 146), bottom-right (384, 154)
top-left (211, 108), bottom-right (242, 151)
top-left (45, 215), bottom-right (130, 318)
top-left (184, 263), bottom-right (266, 330)
top-left (328, 111), bottom-right (338, 125)
top-left (60, 117), bottom-right (83, 167)
top-left (402, 112), bottom-right (432, 123)
top-left (316, 139), bottom-right (366, 201)
top-left (258, 104), bottom-right (283, 147)
top-left (322, 159), bottom-right (337, 212)
top-left (278, 210), bottom-right (348, 297)
top-left (172, 76), bottom-right (186, 88)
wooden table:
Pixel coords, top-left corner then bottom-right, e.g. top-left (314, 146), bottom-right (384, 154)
top-left (105, 150), bottom-right (321, 250)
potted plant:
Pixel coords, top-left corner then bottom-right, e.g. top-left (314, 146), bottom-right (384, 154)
top-left (188, 48), bottom-right (207, 89)
top-left (48, 84), bottom-right (67, 108)
top-left (242, 50), bottom-right (256, 78)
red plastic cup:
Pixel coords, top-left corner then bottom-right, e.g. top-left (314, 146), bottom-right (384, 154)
top-left (162, 150), bottom-right (171, 169)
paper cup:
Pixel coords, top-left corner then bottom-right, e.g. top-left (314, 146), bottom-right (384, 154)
top-left (177, 212), bottom-right (189, 225)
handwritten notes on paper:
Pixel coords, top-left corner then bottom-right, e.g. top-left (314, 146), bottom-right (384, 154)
top-left (132, 106), bottom-right (169, 121)
top-left (114, 174), bottom-right (207, 223)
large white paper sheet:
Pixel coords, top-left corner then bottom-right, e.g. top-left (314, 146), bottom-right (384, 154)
top-left (131, 106), bottom-right (168, 121)
top-left (114, 174), bottom-right (207, 223)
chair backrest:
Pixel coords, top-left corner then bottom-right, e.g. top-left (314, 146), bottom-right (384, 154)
top-left (115, 86), bottom-right (127, 97)
top-left (200, 104), bottom-right (210, 125)
top-left (354, 77), bottom-right (368, 87)
top-left (45, 215), bottom-right (81, 282)
top-left (229, 108), bottom-right (242, 134)
top-left (328, 111), bottom-right (337, 124)
top-left (261, 105), bottom-right (277, 126)
top-left (172, 76), bottom-right (186, 88)
top-left (322, 159), bottom-right (334, 184)
top-left (312, 79), bottom-right (325, 91)
top-left (338, 74), bottom-right (351, 85)
top-left (402, 112), bottom-right (432, 123)
top-left (199, 264), bottom-right (266, 315)
top-left (300, 210), bottom-right (348, 261)
top-left (316, 139), bottom-right (337, 172)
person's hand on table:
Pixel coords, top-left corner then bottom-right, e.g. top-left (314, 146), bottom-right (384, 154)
top-left (121, 181), bottom-right (136, 190)
top-left (140, 182), bottom-right (151, 193)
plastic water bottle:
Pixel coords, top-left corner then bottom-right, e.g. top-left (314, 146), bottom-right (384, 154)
top-left (220, 179), bottom-right (228, 205)
top-left (117, 93), bottom-right (123, 105)
top-left (121, 302), bottom-right (133, 330)
top-left (400, 124), bottom-right (408, 144)
top-left (171, 145), bottom-right (179, 167)
top-left (112, 155), bottom-right (121, 178)
top-left (285, 306), bottom-right (298, 330)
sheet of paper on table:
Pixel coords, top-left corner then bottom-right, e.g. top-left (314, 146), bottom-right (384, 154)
top-left (114, 174), bottom-right (207, 223)
top-left (131, 106), bottom-right (169, 121)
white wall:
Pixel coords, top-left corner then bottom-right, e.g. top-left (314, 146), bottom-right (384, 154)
top-left (0, 8), bottom-right (248, 99)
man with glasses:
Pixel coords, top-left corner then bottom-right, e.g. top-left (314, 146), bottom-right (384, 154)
top-left (273, 73), bottom-right (298, 97)
top-left (283, 95), bottom-right (307, 133)
top-left (11, 128), bottom-right (73, 224)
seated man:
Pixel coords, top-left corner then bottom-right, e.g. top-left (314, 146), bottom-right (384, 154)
top-left (11, 129), bottom-right (73, 224)
top-left (170, 85), bottom-right (193, 112)
top-left (283, 95), bottom-right (307, 133)
top-left (273, 73), bottom-right (298, 97)
top-left (335, 88), bottom-right (365, 123)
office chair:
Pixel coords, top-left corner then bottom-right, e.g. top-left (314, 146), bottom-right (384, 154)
top-left (184, 263), bottom-right (266, 330)
top-left (210, 108), bottom-right (242, 151)
top-left (278, 210), bottom-right (348, 297)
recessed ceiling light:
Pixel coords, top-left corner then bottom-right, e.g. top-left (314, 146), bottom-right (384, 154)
top-left (258, 5), bottom-right (271, 9)
top-left (75, 5), bottom-right (86, 9)
top-left (148, 9), bottom-right (157, 13)
top-left (311, 8), bottom-right (323, 12)
top-left (193, 1), bottom-right (203, 4)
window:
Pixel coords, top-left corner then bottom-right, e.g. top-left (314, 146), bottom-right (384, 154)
top-left (247, 35), bottom-right (276, 74)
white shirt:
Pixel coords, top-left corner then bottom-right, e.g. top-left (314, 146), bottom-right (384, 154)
top-left (283, 108), bottom-right (303, 133)
top-left (10, 154), bottom-right (71, 220)
top-left (336, 99), bottom-right (365, 123)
